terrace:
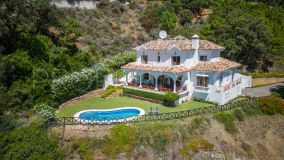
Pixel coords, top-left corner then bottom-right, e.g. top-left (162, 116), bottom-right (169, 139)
top-left (56, 96), bottom-right (212, 117)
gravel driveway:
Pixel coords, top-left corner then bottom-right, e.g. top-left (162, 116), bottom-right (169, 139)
top-left (242, 82), bottom-right (284, 97)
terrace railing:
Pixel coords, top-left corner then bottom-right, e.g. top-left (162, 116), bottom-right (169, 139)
top-left (52, 98), bottom-right (255, 126)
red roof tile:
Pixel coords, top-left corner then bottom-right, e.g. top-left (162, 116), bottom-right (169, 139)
top-left (191, 58), bottom-right (241, 72)
top-left (122, 58), bottom-right (240, 73)
top-left (122, 63), bottom-right (191, 73)
top-left (134, 36), bottom-right (224, 51)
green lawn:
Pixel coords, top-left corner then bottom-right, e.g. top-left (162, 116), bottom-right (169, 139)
top-left (56, 96), bottom-right (213, 117)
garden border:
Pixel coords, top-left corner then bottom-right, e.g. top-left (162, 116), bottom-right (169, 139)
top-left (51, 98), bottom-right (256, 126)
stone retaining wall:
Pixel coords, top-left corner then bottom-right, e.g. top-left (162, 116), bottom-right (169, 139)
top-left (59, 88), bottom-right (104, 108)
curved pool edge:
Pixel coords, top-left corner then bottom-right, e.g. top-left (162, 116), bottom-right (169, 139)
top-left (73, 107), bottom-right (145, 124)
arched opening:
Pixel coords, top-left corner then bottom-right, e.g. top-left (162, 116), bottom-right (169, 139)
top-left (176, 75), bottom-right (186, 92)
top-left (157, 75), bottom-right (174, 92)
top-left (140, 73), bottom-right (155, 89)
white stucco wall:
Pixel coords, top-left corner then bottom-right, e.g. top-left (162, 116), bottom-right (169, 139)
top-left (136, 48), bottom-right (222, 67)
top-left (136, 48), bottom-right (197, 67)
top-left (127, 44), bottom-right (250, 105)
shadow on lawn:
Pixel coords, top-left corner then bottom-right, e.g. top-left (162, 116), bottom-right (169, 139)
top-left (270, 83), bottom-right (284, 98)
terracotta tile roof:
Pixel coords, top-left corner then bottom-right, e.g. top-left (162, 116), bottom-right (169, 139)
top-left (122, 63), bottom-right (191, 73)
top-left (199, 40), bottom-right (224, 50)
top-left (134, 36), bottom-right (224, 51)
top-left (192, 58), bottom-right (241, 72)
top-left (122, 58), bottom-right (240, 73)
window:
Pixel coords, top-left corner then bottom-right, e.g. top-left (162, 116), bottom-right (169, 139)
top-left (157, 56), bottom-right (160, 63)
top-left (141, 55), bottom-right (148, 64)
top-left (143, 73), bottom-right (149, 80)
top-left (219, 73), bottom-right (223, 87)
top-left (199, 56), bottom-right (207, 61)
top-left (196, 76), bottom-right (209, 88)
top-left (172, 56), bottom-right (180, 65)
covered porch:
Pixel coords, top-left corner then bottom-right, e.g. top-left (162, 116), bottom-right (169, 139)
top-left (124, 70), bottom-right (188, 93)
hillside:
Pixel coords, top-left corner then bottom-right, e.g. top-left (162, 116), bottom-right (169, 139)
top-left (58, 0), bottom-right (284, 71)
top-left (57, 112), bottom-right (284, 159)
top-left (0, 0), bottom-right (283, 160)
top-left (61, 2), bottom-right (151, 62)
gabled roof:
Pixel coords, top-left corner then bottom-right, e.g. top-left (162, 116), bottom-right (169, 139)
top-left (134, 35), bottom-right (224, 51)
top-left (191, 58), bottom-right (241, 72)
top-left (122, 63), bottom-right (191, 73)
top-left (122, 58), bottom-right (241, 73)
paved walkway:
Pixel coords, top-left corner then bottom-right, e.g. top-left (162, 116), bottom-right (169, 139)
top-left (242, 82), bottom-right (284, 97)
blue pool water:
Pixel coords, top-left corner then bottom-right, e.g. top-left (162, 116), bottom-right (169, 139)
top-left (79, 109), bottom-right (141, 121)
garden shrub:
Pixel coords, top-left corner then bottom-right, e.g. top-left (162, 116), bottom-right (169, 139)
top-left (214, 112), bottom-right (238, 134)
top-left (123, 87), bottom-right (165, 101)
top-left (101, 85), bottom-right (122, 98)
top-left (72, 140), bottom-right (93, 160)
top-left (104, 52), bottom-right (136, 71)
top-left (251, 72), bottom-right (284, 78)
top-left (164, 92), bottom-right (179, 106)
top-left (257, 96), bottom-right (284, 115)
top-left (51, 64), bottom-right (109, 102)
top-left (241, 101), bottom-right (262, 116)
top-left (151, 129), bottom-right (172, 153)
top-left (241, 141), bottom-right (254, 157)
top-left (160, 11), bottom-right (177, 31)
top-left (234, 109), bottom-right (245, 121)
top-left (179, 138), bottom-right (213, 156)
top-left (0, 124), bottom-right (64, 160)
top-left (33, 103), bottom-right (55, 121)
top-left (102, 124), bottom-right (136, 158)
top-left (135, 123), bottom-right (174, 153)
top-left (194, 98), bottom-right (217, 105)
top-left (51, 52), bottom-right (135, 102)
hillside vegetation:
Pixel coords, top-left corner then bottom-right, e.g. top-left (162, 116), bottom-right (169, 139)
top-left (0, 0), bottom-right (283, 159)
top-left (51, 97), bottom-right (284, 160)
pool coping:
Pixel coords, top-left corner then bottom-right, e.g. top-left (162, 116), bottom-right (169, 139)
top-left (73, 107), bottom-right (145, 124)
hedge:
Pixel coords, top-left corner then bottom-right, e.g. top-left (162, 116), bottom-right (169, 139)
top-left (51, 52), bottom-right (136, 102)
top-left (51, 64), bottom-right (109, 102)
top-left (123, 87), bottom-right (165, 101)
top-left (250, 72), bottom-right (284, 78)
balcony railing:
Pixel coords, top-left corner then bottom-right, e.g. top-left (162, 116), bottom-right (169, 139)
top-left (127, 82), bottom-right (187, 93)
top-left (216, 78), bottom-right (242, 93)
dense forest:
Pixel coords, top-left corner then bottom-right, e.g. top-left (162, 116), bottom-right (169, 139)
top-left (140, 0), bottom-right (284, 71)
top-left (0, 0), bottom-right (283, 159)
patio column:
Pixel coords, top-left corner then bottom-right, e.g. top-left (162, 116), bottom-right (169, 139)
top-left (172, 75), bottom-right (178, 93)
top-left (139, 74), bottom-right (142, 88)
top-left (155, 76), bottom-right (158, 91)
top-left (173, 80), bottom-right (176, 93)
top-left (125, 71), bottom-right (129, 86)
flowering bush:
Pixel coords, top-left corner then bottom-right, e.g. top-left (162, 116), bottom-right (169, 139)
top-left (33, 103), bottom-right (55, 121)
top-left (51, 52), bottom-right (135, 102)
top-left (104, 52), bottom-right (136, 71)
top-left (51, 64), bottom-right (109, 102)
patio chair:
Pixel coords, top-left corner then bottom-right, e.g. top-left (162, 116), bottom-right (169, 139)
top-left (154, 107), bottom-right (159, 115)
top-left (148, 107), bottom-right (153, 115)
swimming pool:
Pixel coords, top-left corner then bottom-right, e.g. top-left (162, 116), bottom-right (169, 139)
top-left (74, 107), bottom-right (145, 124)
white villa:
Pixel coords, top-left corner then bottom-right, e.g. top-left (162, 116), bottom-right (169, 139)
top-left (122, 35), bottom-right (251, 105)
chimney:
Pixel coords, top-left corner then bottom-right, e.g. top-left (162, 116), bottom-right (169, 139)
top-left (192, 34), bottom-right (200, 49)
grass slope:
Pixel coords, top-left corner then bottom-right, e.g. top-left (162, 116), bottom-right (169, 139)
top-left (56, 96), bottom-right (212, 117)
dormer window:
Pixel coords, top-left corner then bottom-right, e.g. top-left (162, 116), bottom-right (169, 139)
top-left (200, 56), bottom-right (207, 61)
top-left (172, 56), bottom-right (180, 65)
top-left (141, 55), bottom-right (148, 64)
